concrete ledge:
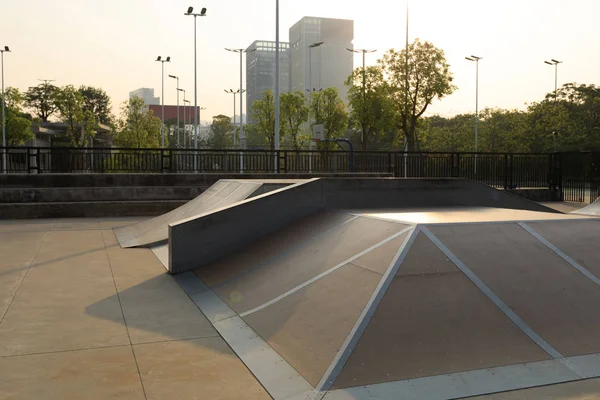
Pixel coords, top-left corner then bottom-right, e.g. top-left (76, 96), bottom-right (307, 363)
top-left (0, 200), bottom-right (185, 219)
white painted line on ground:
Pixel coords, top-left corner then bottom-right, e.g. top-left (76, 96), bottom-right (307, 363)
top-left (240, 226), bottom-right (415, 318)
top-left (420, 226), bottom-right (564, 359)
top-left (518, 222), bottom-right (600, 288)
top-left (312, 227), bottom-right (420, 398)
top-left (215, 214), bottom-right (362, 289)
top-left (174, 272), bottom-right (313, 400)
top-left (322, 356), bottom-right (592, 400)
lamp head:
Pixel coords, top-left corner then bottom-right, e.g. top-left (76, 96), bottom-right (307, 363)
top-left (3, 46), bottom-right (9, 52)
top-left (166, 56), bottom-right (171, 62)
top-left (168, 75), bottom-right (177, 79)
top-left (187, 6), bottom-right (193, 14)
top-left (156, 56), bottom-right (161, 61)
top-left (200, 7), bottom-right (207, 15)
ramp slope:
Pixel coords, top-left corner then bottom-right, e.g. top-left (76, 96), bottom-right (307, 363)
top-left (573, 197), bottom-right (600, 216)
top-left (115, 180), bottom-right (264, 248)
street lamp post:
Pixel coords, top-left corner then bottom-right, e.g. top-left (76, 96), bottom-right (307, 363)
top-left (185, 6), bottom-right (207, 170)
top-left (156, 56), bottom-right (170, 148)
top-left (544, 59), bottom-right (562, 105)
top-left (183, 99), bottom-right (190, 148)
top-left (1, 46), bottom-right (11, 173)
top-left (169, 75), bottom-right (180, 148)
top-left (177, 88), bottom-right (185, 148)
top-left (347, 48), bottom-right (377, 149)
top-left (225, 48), bottom-right (256, 150)
top-left (465, 55), bottom-right (482, 174)
top-left (225, 89), bottom-right (243, 147)
top-left (308, 42), bottom-right (324, 93)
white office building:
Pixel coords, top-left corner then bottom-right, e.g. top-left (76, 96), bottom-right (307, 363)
top-left (129, 88), bottom-right (160, 106)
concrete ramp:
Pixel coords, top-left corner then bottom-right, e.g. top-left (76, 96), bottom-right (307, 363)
top-left (168, 178), bottom-right (560, 274)
top-left (573, 197), bottom-right (600, 216)
top-left (174, 212), bottom-right (600, 400)
top-left (115, 179), bottom-right (291, 248)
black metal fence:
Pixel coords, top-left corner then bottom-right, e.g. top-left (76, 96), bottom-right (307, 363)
top-left (1, 147), bottom-right (598, 203)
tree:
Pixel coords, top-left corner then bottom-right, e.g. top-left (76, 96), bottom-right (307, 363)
top-left (309, 87), bottom-right (349, 140)
top-left (55, 85), bottom-right (96, 146)
top-left (208, 115), bottom-right (233, 148)
top-left (345, 66), bottom-right (396, 150)
top-left (1, 87), bottom-right (33, 146)
top-left (380, 39), bottom-right (456, 151)
top-left (25, 82), bottom-right (60, 122)
top-left (280, 91), bottom-right (309, 150)
top-left (78, 86), bottom-right (112, 125)
top-left (114, 96), bottom-right (161, 148)
top-left (250, 90), bottom-right (285, 150)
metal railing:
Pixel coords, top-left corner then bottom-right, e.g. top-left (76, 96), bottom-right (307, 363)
top-left (3, 147), bottom-right (599, 200)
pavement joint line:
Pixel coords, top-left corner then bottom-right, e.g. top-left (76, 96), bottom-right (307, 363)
top-left (240, 226), bottom-right (415, 318)
top-left (518, 222), bottom-right (600, 288)
top-left (214, 214), bottom-right (361, 289)
top-left (0, 228), bottom-right (51, 325)
top-left (175, 271), bottom-right (313, 400)
top-left (420, 226), bottom-right (564, 360)
top-left (100, 228), bottom-right (148, 400)
top-left (322, 354), bottom-right (600, 400)
top-left (313, 227), bottom-right (420, 397)
top-left (0, 343), bottom-right (133, 359)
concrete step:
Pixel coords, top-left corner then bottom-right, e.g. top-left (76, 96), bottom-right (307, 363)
top-left (0, 186), bottom-right (208, 203)
top-left (0, 200), bottom-right (186, 219)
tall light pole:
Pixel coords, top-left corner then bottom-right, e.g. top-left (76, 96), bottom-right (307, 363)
top-left (199, 106), bottom-right (206, 146)
top-left (275, 0), bottom-right (280, 172)
top-left (308, 42), bottom-right (324, 93)
top-left (465, 56), bottom-right (482, 153)
top-left (185, 6), bottom-right (207, 170)
top-left (169, 75), bottom-right (180, 148)
top-left (156, 56), bottom-right (170, 148)
top-left (1, 46), bottom-right (10, 173)
top-left (183, 99), bottom-right (190, 148)
top-left (225, 48), bottom-right (256, 150)
top-left (225, 89), bottom-right (241, 147)
top-left (347, 48), bottom-right (377, 149)
top-left (544, 59), bottom-right (562, 105)
top-left (177, 88), bottom-right (185, 148)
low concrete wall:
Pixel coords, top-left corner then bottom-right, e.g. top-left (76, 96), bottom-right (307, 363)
top-left (506, 188), bottom-right (562, 202)
top-left (168, 178), bottom-right (560, 274)
top-left (169, 180), bottom-right (323, 274)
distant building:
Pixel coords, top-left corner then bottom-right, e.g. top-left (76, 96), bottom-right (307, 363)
top-left (245, 40), bottom-right (290, 123)
top-left (289, 17), bottom-right (354, 102)
top-left (148, 105), bottom-right (207, 126)
top-left (129, 88), bottom-right (160, 106)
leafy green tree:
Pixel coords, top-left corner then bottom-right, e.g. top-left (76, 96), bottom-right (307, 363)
top-left (250, 90), bottom-right (285, 150)
top-left (244, 123), bottom-right (268, 149)
top-left (1, 87), bottom-right (33, 146)
top-left (78, 86), bottom-right (112, 125)
top-left (25, 82), bottom-right (60, 122)
top-left (345, 66), bottom-right (396, 150)
top-left (208, 114), bottom-right (233, 148)
top-left (114, 96), bottom-right (161, 148)
top-left (280, 91), bottom-right (309, 150)
top-left (309, 87), bottom-right (348, 140)
top-left (380, 39), bottom-right (456, 151)
top-left (55, 85), bottom-right (96, 146)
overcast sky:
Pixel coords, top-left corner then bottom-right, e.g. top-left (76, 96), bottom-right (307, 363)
top-left (2, 0), bottom-right (599, 122)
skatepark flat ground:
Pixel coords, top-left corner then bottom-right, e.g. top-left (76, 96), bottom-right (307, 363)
top-left (3, 213), bottom-right (600, 399)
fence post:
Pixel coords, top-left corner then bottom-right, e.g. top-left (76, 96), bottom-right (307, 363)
top-left (503, 154), bottom-right (509, 189)
top-left (282, 150), bottom-right (288, 173)
top-left (388, 152), bottom-right (394, 175)
top-left (160, 149), bottom-right (165, 173)
top-left (454, 153), bottom-right (460, 178)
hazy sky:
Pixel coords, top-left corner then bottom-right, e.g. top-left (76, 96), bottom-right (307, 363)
top-left (2, 0), bottom-right (599, 122)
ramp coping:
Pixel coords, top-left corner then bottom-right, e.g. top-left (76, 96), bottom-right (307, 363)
top-left (518, 222), bottom-right (600, 288)
top-left (313, 227), bottom-right (420, 397)
top-left (174, 272), bottom-right (314, 400)
top-left (420, 226), bottom-right (564, 359)
top-left (240, 225), bottom-right (415, 317)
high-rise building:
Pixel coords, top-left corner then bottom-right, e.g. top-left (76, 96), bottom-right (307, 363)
top-left (289, 17), bottom-right (354, 103)
top-left (129, 88), bottom-right (160, 106)
top-left (245, 40), bottom-right (290, 122)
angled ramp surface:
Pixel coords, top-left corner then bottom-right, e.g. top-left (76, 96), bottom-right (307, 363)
top-left (573, 197), bottom-right (600, 216)
top-left (115, 180), bottom-right (263, 248)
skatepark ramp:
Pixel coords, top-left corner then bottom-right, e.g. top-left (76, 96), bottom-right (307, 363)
top-left (173, 208), bottom-right (600, 400)
top-left (573, 197), bottom-right (600, 216)
top-left (168, 178), bottom-right (559, 274)
top-left (114, 179), bottom-right (298, 248)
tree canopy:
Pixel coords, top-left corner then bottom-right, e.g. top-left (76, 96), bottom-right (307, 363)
top-left (114, 96), bottom-right (161, 148)
top-left (1, 87), bottom-right (33, 146)
top-left (78, 86), bottom-right (112, 126)
top-left (280, 91), bottom-right (309, 151)
top-left (25, 82), bottom-right (60, 122)
top-left (208, 114), bottom-right (233, 148)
